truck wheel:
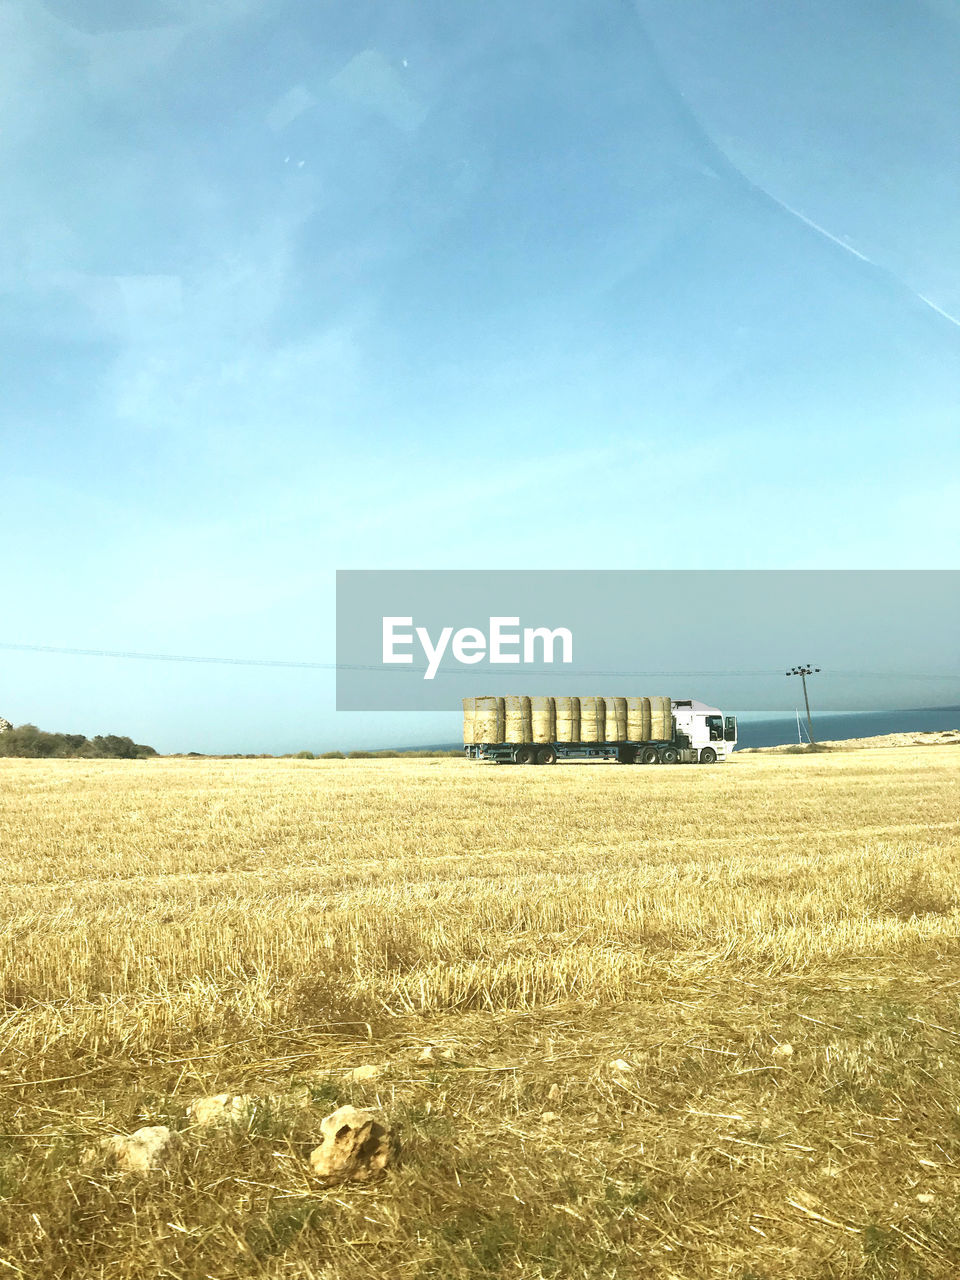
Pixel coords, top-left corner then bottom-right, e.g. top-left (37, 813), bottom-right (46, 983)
top-left (660, 747), bottom-right (679, 764)
top-left (640, 747), bottom-right (659, 765)
top-left (699, 747), bottom-right (717, 764)
top-left (536, 746), bottom-right (557, 765)
top-left (515, 745), bottom-right (535, 765)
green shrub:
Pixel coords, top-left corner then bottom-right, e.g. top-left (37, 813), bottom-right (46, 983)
top-left (0, 725), bottom-right (157, 759)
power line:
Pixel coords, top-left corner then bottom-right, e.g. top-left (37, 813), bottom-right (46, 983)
top-left (0, 641), bottom-right (345, 670)
top-left (0, 641), bottom-right (956, 682)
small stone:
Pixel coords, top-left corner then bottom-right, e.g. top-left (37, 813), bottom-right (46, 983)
top-left (308, 1105), bottom-right (391, 1185)
top-left (771, 1042), bottom-right (794, 1058)
top-left (916, 1193), bottom-right (935, 1204)
top-left (609, 1058), bottom-right (633, 1072)
top-left (93, 1125), bottom-right (180, 1173)
top-left (187, 1093), bottom-right (254, 1126)
top-left (415, 1045), bottom-right (455, 1063)
top-left (351, 1065), bottom-right (381, 1083)
top-left (547, 1083), bottom-right (561, 1102)
top-left (541, 1111), bottom-right (559, 1123)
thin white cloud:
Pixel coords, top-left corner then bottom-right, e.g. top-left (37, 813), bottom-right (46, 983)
top-left (266, 84), bottom-right (317, 132)
top-left (776, 201), bottom-right (872, 263)
top-left (638, 22), bottom-right (960, 338)
top-left (329, 49), bottom-right (427, 133)
top-left (916, 293), bottom-right (960, 330)
top-left (752, 192), bottom-right (960, 332)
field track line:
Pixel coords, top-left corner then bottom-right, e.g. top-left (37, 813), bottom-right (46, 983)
top-left (4, 819), bottom-right (957, 894)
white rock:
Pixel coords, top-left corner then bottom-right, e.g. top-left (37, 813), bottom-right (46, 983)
top-left (187, 1093), bottom-right (254, 1126)
top-left (307, 1105), bottom-right (391, 1185)
top-left (416, 1045), bottom-right (456, 1063)
top-left (609, 1058), bottom-right (633, 1072)
top-left (96, 1125), bottom-right (179, 1173)
top-left (350, 1065), bottom-right (381, 1083)
top-left (771, 1042), bottom-right (794, 1058)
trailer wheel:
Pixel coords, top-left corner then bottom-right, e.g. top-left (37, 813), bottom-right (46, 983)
top-left (536, 746), bottom-right (558, 765)
top-left (640, 747), bottom-right (659, 765)
top-left (660, 747), bottom-right (679, 764)
top-left (699, 747), bottom-right (717, 764)
top-left (515, 745), bottom-right (535, 765)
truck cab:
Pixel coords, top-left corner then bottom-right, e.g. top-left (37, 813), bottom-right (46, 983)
top-left (672, 699), bottom-right (737, 762)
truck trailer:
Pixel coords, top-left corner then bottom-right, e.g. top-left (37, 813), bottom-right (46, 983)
top-left (463, 695), bottom-right (737, 765)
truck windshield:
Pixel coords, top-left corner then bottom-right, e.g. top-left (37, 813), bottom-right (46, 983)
top-left (706, 716), bottom-right (723, 741)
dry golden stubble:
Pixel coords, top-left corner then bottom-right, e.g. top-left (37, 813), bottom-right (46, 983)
top-left (0, 748), bottom-right (957, 1278)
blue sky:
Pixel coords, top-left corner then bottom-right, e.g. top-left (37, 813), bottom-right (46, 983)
top-left (3, 0), bottom-right (959, 751)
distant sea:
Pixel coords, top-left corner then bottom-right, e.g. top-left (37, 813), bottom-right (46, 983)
top-left (734, 704), bottom-right (959, 750)
top-left (417, 705), bottom-right (960, 753)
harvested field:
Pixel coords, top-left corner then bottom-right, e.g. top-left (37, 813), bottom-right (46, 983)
top-left (740, 729), bottom-right (960, 753)
top-left (0, 747), bottom-right (958, 1278)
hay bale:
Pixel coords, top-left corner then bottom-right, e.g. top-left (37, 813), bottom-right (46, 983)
top-left (555, 696), bottom-right (580, 744)
top-left (530, 696), bottom-right (556, 743)
top-left (626, 697), bottom-right (652, 741)
top-left (474, 696), bottom-right (504, 744)
top-left (649, 695), bottom-right (671, 740)
top-left (503, 695), bottom-right (532, 743)
top-left (462, 697), bottom-right (476, 745)
top-left (603, 697), bottom-right (627, 742)
top-left (579, 696), bottom-right (604, 743)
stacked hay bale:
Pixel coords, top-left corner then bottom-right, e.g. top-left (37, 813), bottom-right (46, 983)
top-left (474, 696), bottom-right (505, 744)
top-left (649, 695), bottom-right (672, 740)
top-left (578, 696), bottom-right (605, 742)
top-left (555, 696), bottom-right (580, 743)
top-left (603, 696), bottom-right (627, 741)
top-left (626, 696), bottom-right (652, 741)
top-left (530, 696), bottom-right (556, 743)
top-left (462, 697), bottom-right (476, 744)
top-left (503, 695), bottom-right (532, 743)
top-left (465, 693), bottom-right (674, 745)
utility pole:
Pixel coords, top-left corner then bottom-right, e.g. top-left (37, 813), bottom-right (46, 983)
top-left (786, 665), bottom-right (820, 745)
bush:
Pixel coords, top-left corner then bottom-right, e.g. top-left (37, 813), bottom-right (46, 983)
top-left (294, 750), bottom-right (315, 760)
top-left (312, 748), bottom-right (462, 760)
top-left (0, 725), bottom-right (158, 759)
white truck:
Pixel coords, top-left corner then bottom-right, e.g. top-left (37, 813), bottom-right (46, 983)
top-left (463, 696), bottom-right (737, 764)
